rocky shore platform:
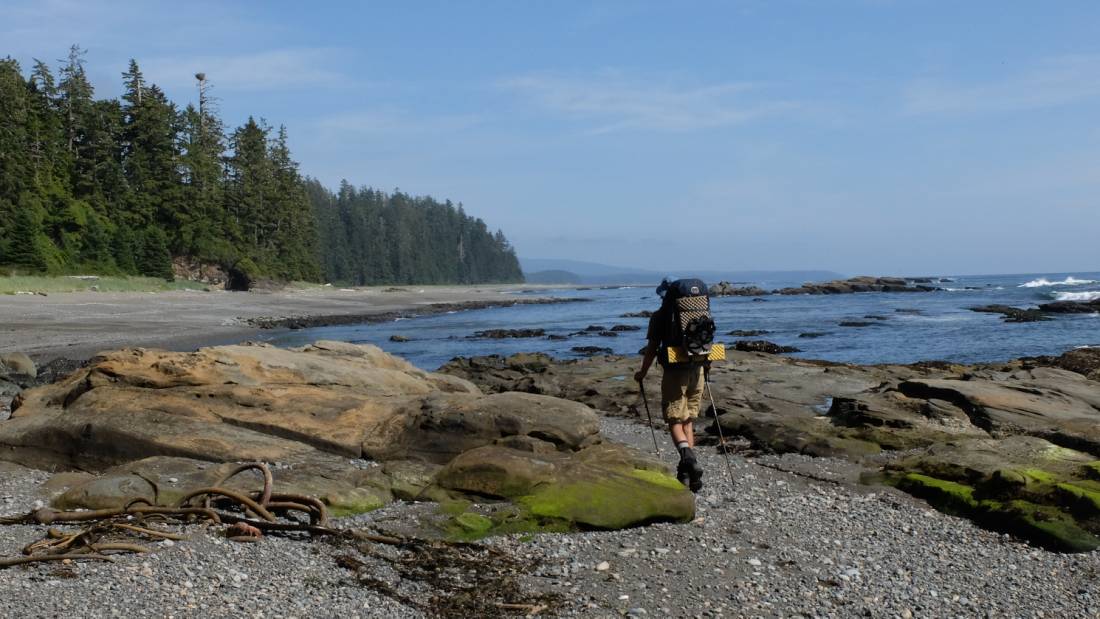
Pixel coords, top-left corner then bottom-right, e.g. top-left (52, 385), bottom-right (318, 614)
top-left (1, 341), bottom-right (1099, 616)
top-left (443, 346), bottom-right (1100, 552)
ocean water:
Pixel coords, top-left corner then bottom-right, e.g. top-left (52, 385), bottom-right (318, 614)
top-left (266, 272), bottom-right (1100, 370)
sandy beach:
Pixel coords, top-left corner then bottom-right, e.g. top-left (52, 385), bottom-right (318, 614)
top-left (0, 284), bottom-right (567, 362)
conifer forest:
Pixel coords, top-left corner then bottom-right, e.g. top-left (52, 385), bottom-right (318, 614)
top-left (0, 47), bottom-right (523, 285)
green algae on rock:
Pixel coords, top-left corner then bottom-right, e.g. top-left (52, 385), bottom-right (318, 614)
top-left (887, 437), bottom-right (1100, 552)
top-left (436, 443), bottom-right (696, 530)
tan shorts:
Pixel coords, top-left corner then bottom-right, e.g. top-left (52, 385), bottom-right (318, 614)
top-left (661, 365), bottom-right (704, 423)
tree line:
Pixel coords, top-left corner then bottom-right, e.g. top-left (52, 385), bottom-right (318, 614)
top-left (0, 46), bottom-right (522, 286)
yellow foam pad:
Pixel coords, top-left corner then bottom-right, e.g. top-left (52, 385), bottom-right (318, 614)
top-left (666, 344), bottom-right (725, 364)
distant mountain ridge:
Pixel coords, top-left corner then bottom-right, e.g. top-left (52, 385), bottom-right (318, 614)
top-left (520, 258), bottom-right (843, 286)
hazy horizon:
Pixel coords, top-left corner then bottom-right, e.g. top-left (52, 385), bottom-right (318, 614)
top-left (519, 256), bottom-right (1100, 281)
top-left (4, 1), bottom-right (1097, 276)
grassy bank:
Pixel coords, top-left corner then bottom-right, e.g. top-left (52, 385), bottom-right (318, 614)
top-left (0, 275), bottom-right (209, 295)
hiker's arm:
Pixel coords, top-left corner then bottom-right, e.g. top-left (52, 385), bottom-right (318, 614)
top-left (635, 340), bottom-right (658, 383)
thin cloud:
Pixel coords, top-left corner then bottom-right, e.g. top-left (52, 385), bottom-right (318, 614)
top-left (140, 48), bottom-right (346, 93)
top-left (502, 72), bottom-right (794, 133)
top-left (314, 109), bottom-right (484, 136)
top-left (903, 54), bottom-right (1100, 115)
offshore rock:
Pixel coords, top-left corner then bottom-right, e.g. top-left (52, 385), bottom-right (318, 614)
top-left (774, 276), bottom-right (939, 295)
top-left (970, 304), bottom-right (1051, 323)
top-left (471, 328), bottom-right (547, 339)
top-left (1039, 299), bottom-right (1100, 314)
top-left (729, 340), bottom-right (801, 354)
top-left (709, 282), bottom-right (769, 297)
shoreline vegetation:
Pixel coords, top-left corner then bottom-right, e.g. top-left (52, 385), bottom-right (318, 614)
top-left (0, 47), bottom-right (522, 288)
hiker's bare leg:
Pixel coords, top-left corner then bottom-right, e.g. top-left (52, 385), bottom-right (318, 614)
top-left (670, 421), bottom-right (694, 448)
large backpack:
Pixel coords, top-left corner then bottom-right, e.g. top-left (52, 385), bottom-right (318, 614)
top-left (659, 278), bottom-right (716, 365)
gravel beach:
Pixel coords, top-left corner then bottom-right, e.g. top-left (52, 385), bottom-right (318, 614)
top-left (3, 414), bottom-right (1098, 618)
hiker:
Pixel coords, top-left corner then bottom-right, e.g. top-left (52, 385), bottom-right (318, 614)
top-left (634, 278), bottom-right (716, 493)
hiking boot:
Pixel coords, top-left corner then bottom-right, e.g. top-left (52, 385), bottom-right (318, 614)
top-left (676, 461), bottom-right (691, 487)
top-left (678, 448), bottom-right (704, 494)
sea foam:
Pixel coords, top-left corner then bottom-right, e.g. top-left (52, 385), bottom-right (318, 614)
top-left (1019, 276), bottom-right (1096, 288)
top-left (1052, 291), bottom-right (1100, 302)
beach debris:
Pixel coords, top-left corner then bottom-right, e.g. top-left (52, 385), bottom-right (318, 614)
top-left (0, 462), bottom-right (337, 568)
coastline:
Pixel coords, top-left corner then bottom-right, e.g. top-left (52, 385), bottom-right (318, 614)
top-left (0, 284), bottom-right (575, 363)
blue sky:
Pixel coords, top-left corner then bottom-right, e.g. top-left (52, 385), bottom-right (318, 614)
top-left (3, 1), bottom-right (1098, 276)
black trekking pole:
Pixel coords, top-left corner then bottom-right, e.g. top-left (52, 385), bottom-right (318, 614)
top-left (637, 380), bottom-right (662, 457)
top-left (703, 366), bottom-right (737, 492)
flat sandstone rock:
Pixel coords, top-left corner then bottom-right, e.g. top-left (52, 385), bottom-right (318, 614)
top-left (0, 341), bottom-right (693, 530)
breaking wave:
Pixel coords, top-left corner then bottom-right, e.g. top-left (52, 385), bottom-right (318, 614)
top-left (1051, 291), bottom-right (1100, 302)
top-left (1019, 276), bottom-right (1096, 288)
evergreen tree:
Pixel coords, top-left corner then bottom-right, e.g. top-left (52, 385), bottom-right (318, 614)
top-left (57, 45), bottom-right (97, 196)
top-left (179, 72), bottom-right (227, 256)
top-left (8, 194), bottom-right (51, 271)
top-left (111, 224), bottom-right (138, 274)
top-left (121, 61), bottom-right (182, 232)
top-left (225, 117), bottom-right (272, 251)
top-left (137, 225), bottom-right (172, 279)
top-left (0, 58), bottom-right (30, 204)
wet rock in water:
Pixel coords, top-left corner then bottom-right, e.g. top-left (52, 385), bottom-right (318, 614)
top-left (584, 325), bottom-right (607, 332)
top-left (471, 328), bottom-right (547, 339)
top-left (0, 341), bottom-right (693, 529)
top-left (895, 308), bottom-right (924, 315)
top-left (596, 331), bottom-right (619, 338)
top-left (620, 311), bottom-right (652, 318)
top-left (729, 340), bottom-right (801, 354)
top-left (863, 315), bottom-right (889, 320)
top-left (727, 330), bottom-right (770, 337)
top-left (709, 281), bottom-right (769, 297)
top-left (969, 305), bottom-right (1051, 323)
top-left (610, 324), bottom-right (641, 332)
top-left (572, 346), bottom-right (613, 356)
top-left (775, 276), bottom-right (939, 295)
top-left (389, 335), bottom-right (410, 342)
top-left (798, 332), bottom-right (830, 339)
top-left (839, 321), bottom-right (879, 327)
top-left (547, 334), bottom-right (569, 341)
top-left (1038, 299), bottom-right (1100, 314)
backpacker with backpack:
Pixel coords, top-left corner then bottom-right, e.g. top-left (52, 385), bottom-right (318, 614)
top-left (656, 278), bottom-right (722, 366)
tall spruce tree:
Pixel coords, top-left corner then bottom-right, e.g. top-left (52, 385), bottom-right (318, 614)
top-left (179, 72), bottom-right (227, 257)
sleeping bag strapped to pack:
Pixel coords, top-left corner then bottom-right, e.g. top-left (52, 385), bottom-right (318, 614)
top-left (658, 278), bottom-right (717, 365)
